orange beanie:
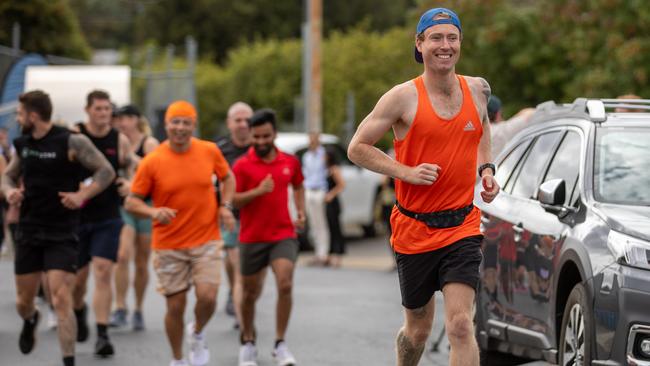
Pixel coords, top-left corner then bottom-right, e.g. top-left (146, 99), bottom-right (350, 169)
top-left (165, 100), bottom-right (197, 122)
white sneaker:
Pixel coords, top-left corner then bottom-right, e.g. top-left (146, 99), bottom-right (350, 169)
top-left (238, 342), bottom-right (258, 366)
top-left (47, 307), bottom-right (58, 330)
top-left (186, 322), bottom-right (210, 366)
top-left (169, 359), bottom-right (189, 366)
top-left (272, 341), bottom-right (297, 366)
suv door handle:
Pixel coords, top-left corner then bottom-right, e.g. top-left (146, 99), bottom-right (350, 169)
top-left (512, 223), bottom-right (524, 242)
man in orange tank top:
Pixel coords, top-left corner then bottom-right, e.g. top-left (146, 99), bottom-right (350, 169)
top-left (348, 7), bottom-right (500, 366)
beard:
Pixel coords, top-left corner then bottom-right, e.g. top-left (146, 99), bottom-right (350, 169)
top-left (254, 143), bottom-right (273, 158)
top-left (20, 124), bottom-right (33, 135)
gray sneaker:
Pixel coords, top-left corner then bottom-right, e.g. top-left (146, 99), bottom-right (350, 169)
top-left (109, 309), bottom-right (127, 328)
top-left (132, 311), bottom-right (145, 331)
top-left (272, 341), bottom-right (296, 366)
top-left (238, 342), bottom-right (258, 366)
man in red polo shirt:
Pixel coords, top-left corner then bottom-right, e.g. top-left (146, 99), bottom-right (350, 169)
top-left (232, 108), bottom-right (305, 366)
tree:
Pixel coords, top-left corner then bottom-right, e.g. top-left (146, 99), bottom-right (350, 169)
top-left (0, 0), bottom-right (91, 59)
top-left (68, 0), bottom-right (141, 50)
top-left (135, 0), bottom-right (417, 63)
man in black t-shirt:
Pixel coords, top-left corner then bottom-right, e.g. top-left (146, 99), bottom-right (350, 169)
top-left (3, 90), bottom-right (115, 366)
top-left (215, 101), bottom-right (253, 329)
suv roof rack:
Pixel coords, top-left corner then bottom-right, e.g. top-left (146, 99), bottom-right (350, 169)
top-left (530, 98), bottom-right (650, 124)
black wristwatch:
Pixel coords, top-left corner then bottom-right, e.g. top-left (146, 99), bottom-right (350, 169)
top-left (478, 163), bottom-right (496, 177)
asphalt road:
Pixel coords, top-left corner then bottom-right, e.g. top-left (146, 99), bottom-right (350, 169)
top-left (0, 236), bottom-right (550, 365)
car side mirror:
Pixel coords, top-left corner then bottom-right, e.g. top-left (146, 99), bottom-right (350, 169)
top-left (538, 179), bottom-right (565, 206)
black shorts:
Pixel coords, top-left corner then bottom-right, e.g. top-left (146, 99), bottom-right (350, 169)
top-left (77, 218), bottom-right (123, 267)
top-left (14, 228), bottom-right (79, 275)
top-left (239, 239), bottom-right (299, 276)
top-left (395, 235), bottom-right (483, 309)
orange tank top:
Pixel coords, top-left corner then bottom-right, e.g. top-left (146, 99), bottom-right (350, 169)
top-left (391, 75), bottom-right (483, 254)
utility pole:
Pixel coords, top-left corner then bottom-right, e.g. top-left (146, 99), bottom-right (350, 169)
top-left (304, 0), bottom-right (322, 133)
top-left (12, 22), bottom-right (20, 56)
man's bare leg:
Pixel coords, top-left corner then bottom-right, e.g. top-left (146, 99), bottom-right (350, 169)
top-left (193, 283), bottom-right (218, 334)
top-left (16, 273), bottom-right (40, 320)
top-left (443, 283), bottom-right (479, 366)
top-left (165, 290), bottom-right (187, 360)
top-left (396, 297), bottom-right (435, 366)
top-left (270, 258), bottom-right (294, 341)
top-left (240, 269), bottom-right (266, 342)
top-left (47, 270), bottom-right (77, 357)
top-left (92, 257), bottom-right (114, 325)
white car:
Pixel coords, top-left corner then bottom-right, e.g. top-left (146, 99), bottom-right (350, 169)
top-left (275, 132), bottom-right (384, 237)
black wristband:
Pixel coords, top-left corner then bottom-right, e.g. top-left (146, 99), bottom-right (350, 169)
top-left (478, 163), bottom-right (496, 177)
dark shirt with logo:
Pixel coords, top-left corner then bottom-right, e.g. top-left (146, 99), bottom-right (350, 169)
top-left (77, 123), bottom-right (120, 223)
top-left (13, 125), bottom-right (81, 233)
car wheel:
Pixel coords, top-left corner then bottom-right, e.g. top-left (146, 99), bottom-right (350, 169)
top-left (559, 283), bottom-right (592, 366)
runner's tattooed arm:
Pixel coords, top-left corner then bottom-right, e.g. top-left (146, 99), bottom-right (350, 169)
top-left (1, 152), bottom-right (23, 204)
top-left (476, 77), bottom-right (493, 167)
top-left (69, 133), bottom-right (116, 200)
top-left (474, 77), bottom-right (500, 202)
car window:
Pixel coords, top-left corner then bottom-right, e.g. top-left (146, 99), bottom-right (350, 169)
top-left (542, 131), bottom-right (581, 205)
top-left (495, 139), bottom-right (531, 189)
top-left (594, 127), bottom-right (650, 206)
top-left (511, 131), bottom-right (563, 199)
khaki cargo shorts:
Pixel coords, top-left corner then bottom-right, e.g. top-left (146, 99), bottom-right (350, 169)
top-left (152, 240), bottom-right (223, 296)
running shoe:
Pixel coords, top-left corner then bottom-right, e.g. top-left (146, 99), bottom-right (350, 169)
top-left (109, 308), bottom-right (128, 328)
top-left (272, 341), bottom-right (297, 366)
top-left (46, 306), bottom-right (58, 330)
top-left (238, 342), bottom-right (258, 366)
top-left (94, 335), bottom-right (115, 357)
top-left (75, 304), bottom-right (89, 342)
top-left (19, 310), bottom-right (40, 354)
top-left (186, 322), bottom-right (209, 366)
top-left (132, 310), bottom-right (145, 331)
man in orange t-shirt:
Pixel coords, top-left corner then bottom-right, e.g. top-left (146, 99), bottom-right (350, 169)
top-left (348, 8), bottom-right (499, 366)
top-left (126, 100), bottom-right (235, 366)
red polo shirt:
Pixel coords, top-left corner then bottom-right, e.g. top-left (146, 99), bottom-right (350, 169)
top-left (233, 147), bottom-right (304, 243)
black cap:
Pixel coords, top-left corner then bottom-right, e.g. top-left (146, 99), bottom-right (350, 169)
top-left (116, 104), bottom-right (141, 118)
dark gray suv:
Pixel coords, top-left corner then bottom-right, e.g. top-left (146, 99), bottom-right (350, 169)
top-left (474, 98), bottom-right (650, 365)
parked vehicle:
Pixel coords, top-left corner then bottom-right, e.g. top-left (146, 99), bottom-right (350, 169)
top-left (274, 132), bottom-right (384, 237)
top-left (475, 98), bottom-right (650, 365)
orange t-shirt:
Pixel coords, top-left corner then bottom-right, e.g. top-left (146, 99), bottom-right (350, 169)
top-left (391, 75), bottom-right (483, 254)
top-left (130, 138), bottom-right (230, 250)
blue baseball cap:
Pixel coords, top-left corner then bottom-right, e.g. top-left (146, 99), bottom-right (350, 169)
top-left (414, 8), bottom-right (462, 63)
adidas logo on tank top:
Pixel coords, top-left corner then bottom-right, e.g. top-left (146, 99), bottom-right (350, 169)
top-left (463, 120), bottom-right (476, 131)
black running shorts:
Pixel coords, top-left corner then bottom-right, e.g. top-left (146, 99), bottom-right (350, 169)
top-left (239, 239), bottom-right (299, 276)
top-left (14, 228), bottom-right (79, 275)
top-left (395, 235), bottom-right (484, 309)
